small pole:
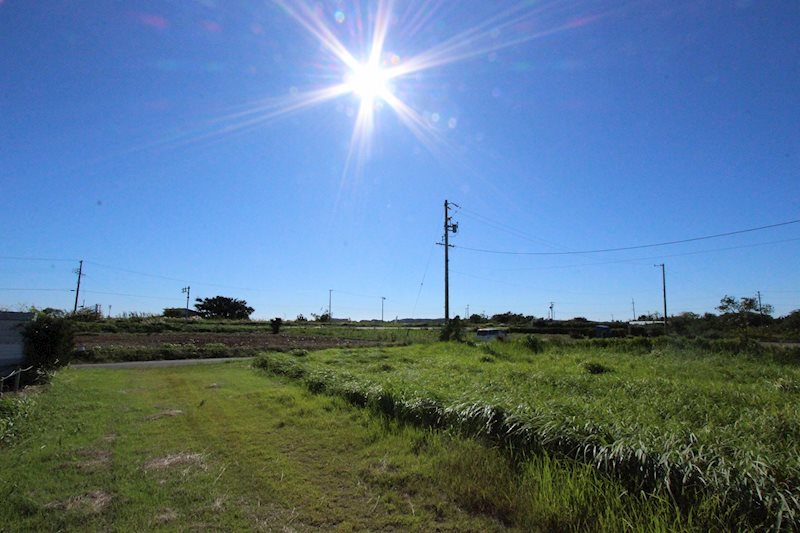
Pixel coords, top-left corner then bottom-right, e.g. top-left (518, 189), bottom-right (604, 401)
top-left (329, 289), bottom-right (333, 321)
top-left (381, 296), bottom-right (386, 322)
top-left (182, 286), bottom-right (191, 319)
top-left (13, 369), bottom-right (21, 391)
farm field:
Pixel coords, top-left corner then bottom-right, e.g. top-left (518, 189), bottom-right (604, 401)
top-left (254, 338), bottom-right (800, 530)
top-left (0, 361), bottom-right (687, 531)
top-left (71, 322), bottom-right (439, 363)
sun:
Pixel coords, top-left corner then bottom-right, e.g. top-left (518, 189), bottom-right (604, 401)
top-left (346, 61), bottom-right (390, 103)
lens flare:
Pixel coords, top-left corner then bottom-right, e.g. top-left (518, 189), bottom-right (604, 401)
top-left (346, 62), bottom-right (390, 102)
top-left (142, 1), bottom-right (606, 180)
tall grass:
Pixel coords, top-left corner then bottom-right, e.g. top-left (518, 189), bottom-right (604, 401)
top-left (1, 363), bottom-right (689, 531)
top-left (253, 339), bottom-right (800, 530)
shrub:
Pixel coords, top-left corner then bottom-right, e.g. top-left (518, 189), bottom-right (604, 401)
top-left (523, 335), bottom-right (544, 353)
top-left (440, 316), bottom-right (465, 341)
top-left (0, 395), bottom-right (35, 444)
top-left (270, 317), bottom-right (283, 334)
top-left (582, 362), bottom-right (613, 374)
top-left (21, 314), bottom-right (74, 377)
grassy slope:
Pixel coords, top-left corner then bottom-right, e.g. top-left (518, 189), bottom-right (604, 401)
top-left (0, 362), bottom-right (689, 532)
top-left (254, 341), bottom-right (800, 529)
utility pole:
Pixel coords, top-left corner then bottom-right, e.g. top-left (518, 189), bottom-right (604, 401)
top-left (72, 260), bottom-right (84, 313)
top-left (465, 304), bottom-right (469, 319)
top-left (655, 264), bottom-right (667, 330)
top-left (328, 289), bottom-right (333, 321)
top-left (381, 296), bottom-right (386, 322)
top-left (757, 290), bottom-right (764, 325)
top-left (632, 298), bottom-right (636, 321)
top-left (438, 200), bottom-right (459, 324)
top-left (181, 286), bottom-right (191, 319)
top-left (549, 302), bottom-right (554, 320)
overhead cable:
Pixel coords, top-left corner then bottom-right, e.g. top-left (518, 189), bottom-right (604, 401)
top-left (455, 219), bottom-right (800, 256)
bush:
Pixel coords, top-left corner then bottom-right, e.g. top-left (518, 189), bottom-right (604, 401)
top-left (270, 317), bottom-right (283, 334)
top-left (21, 314), bottom-right (74, 377)
top-left (523, 335), bottom-right (544, 353)
top-left (0, 395), bottom-right (35, 444)
top-left (439, 316), bottom-right (465, 341)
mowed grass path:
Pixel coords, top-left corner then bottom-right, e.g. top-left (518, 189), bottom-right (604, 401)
top-left (2, 362), bottom-right (513, 531)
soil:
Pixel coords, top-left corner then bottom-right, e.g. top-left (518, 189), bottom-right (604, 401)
top-left (74, 332), bottom-right (378, 351)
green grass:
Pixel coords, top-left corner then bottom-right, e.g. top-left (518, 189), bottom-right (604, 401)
top-left (73, 343), bottom-right (253, 363)
top-left (283, 325), bottom-right (439, 344)
top-left (254, 339), bottom-right (800, 530)
top-left (1, 362), bottom-right (689, 531)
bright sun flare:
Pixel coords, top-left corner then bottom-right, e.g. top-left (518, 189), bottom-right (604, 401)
top-left (346, 62), bottom-right (390, 102)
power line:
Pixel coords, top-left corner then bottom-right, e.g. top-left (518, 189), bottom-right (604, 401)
top-left (411, 243), bottom-right (436, 318)
top-left (458, 206), bottom-right (569, 251)
top-left (85, 261), bottom-right (189, 283)
top-left (0, 288), bottom-right (70, 292)
top-left (85, 260), bottom-right (263, 293)
top-left (81, 289), bottom-right (183, 301)
top-left (455, 218), bottom-right (800, 256)
top-left (0, 256), bottom-right (76, 262)
top-left (500, 237), bottom-right (800, 271)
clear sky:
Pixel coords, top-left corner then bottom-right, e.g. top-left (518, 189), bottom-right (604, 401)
top-left (1, 0), bottom-right (798, 321)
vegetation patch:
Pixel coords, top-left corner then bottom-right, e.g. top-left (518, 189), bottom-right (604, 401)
top-left (253, 340), bottom-right (800, 530)
top-left (143, 452), bottom-right (206, 472)
top-left (144, 408), bottom-right (183, 420)
top-left (582, 361), bottom-right (613, 374)
top-left (0, 395), bottom-right (36, 444)
top-left (0, 362), bottom-right (688, 531)
top-left (45, 491), bottom-right (112, 514)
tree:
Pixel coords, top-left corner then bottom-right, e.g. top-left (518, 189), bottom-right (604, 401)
top-left (22, 313), bottom-right (74, 379)
top-left (270, 317), bottom-right (283, 334)
top-left (717, 294), bottom-right (773, 328)
top-left (194, 296), bottom-right (254, 320)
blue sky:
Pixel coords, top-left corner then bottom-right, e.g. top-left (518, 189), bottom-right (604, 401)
top-left (1, 0), bottom-right (798, 321)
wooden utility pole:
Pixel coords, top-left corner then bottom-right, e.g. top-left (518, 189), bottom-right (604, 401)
top-left (72, 260), bottom-right (83, 313)
top-left (757, 290), bottom-right (764, 325)
top-left (655, 264), bottom-right (667, 330)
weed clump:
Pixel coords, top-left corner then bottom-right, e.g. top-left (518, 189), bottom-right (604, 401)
top-left (582, 362), bottom-right (613, 375)
top-left (523, 335), bottom-right (544, 354)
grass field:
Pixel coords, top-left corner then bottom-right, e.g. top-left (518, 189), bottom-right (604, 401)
top-left (254, 339), bottom-right (800, 530)
top-left (0, 361), bottom-right (690, 531)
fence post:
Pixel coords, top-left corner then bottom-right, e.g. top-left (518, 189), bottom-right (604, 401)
top-left (14, 368), bottom-right (22, 391)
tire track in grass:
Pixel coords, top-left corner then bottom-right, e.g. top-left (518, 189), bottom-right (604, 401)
top-left (3, 363), bottom-right (507, 531)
